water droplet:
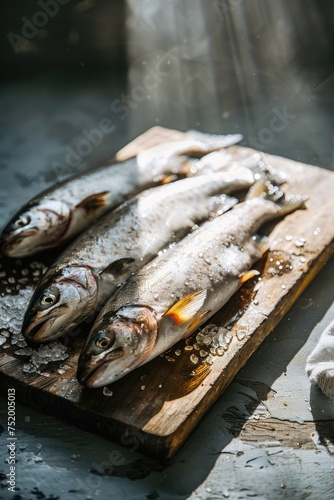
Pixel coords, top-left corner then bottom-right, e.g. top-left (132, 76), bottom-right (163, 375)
top-left (285, 234), bottom-right (293, 241)
top-left (295, 237), bottom-right (306, 248)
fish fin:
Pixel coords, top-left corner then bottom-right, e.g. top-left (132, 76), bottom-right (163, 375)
top-left (100, 258), bottom-right (135, 279)
top-left (193, 151), bottom-right (233, 175)
top-left (209, 195), bottom-right (238, 219)
top-left (186, 130), bottom-right (243, 150)
top-left (183, 310), bottom-right (212, 339)
top-left (159, 174), bottom-right (179, 185)
top-left (163, 290), bottom-right (207, 326)
top-left (252, 234), bottom-right (270, 256)
top-left (246, 179), bottom-right (307, 216)
top-left (77, 192), bottom-right (110, 214)
top-left (239, 269), bottom-right (260, 285)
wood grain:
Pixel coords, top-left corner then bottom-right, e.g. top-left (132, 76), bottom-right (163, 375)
top-left (0, 127), bottom-right (334, 459)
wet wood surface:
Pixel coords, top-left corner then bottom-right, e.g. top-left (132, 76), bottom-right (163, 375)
top-left (0, 126), bottom-right (334, 459)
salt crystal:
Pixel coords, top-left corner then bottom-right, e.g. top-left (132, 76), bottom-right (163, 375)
top-left (165, 355), bottom-right (175, 362)
top-left (202, 335), bottom-right (213, 346)
top-left (236, 329), bottom-right (246, 341)
top-left (14, 347), bottom-right (33, 356)
top-left (190, 354), bottom-right (199, 364)
top-left (103, 387), bottom-right (113, 397)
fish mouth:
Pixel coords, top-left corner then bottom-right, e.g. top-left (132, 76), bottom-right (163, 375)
top-left (77, 348), bottom-right (124, 388)
top-left (0, 229), bottom-right (38, 256)
top-left (23, 317), bottom-right (57, 343)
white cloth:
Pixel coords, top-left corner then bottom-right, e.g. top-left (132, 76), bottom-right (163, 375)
top-left (306, 317), bottom-right (334, 401)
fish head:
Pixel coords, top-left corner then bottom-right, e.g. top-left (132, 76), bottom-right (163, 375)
top-left (22, 265), bottom-right (98, 343)
top-left (77, 305), bottom-right (158, 388)
top-left (0, 200), bottom-right (71, 257)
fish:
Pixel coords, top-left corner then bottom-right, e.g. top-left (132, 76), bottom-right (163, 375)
top-left (22, 163), bottom-right (262, 344)
top-left (0, 131), bottom-right (242, 258)
top-left (77, 179), bottom-right (307, 388)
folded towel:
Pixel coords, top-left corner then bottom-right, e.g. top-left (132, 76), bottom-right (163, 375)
top-left (306, 317), bottom-right (334, 401)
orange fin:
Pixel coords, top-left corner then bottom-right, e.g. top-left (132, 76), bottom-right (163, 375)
top-left (159, 174), bottom-right (179, 185)
top-left (183, 310), bottom-right (212, 339)
top-left (77, 191), bottom-right (110, 214)
top-left (163, 290), bottom-right (207, 326)
top-left (239, 269), bottom-right (260, 285)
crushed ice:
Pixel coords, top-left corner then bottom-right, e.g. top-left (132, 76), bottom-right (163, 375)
top-left (195, 324), bottom-right (233, 356)
top-left (0, 262), bottom-right (68, 373)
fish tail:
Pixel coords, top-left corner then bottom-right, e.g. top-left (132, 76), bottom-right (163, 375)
top-left (246, 178), bottom-right (308, 216)
top-left (245, 157), bottom-right (289, 185)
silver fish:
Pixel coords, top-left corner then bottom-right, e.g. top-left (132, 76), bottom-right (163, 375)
top-left (0, 132), bottom-right (242, 257)
top-left (22, 165), bottom-right (260, 344)
top-left (77, 180), bottom-right (306, 388)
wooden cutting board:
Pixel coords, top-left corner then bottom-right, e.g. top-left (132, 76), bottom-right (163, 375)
top-left (1, 127), bottom-right (334, 459)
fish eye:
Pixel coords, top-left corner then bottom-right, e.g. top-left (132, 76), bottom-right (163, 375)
top-left (95, 333), bottom-right (115, 350)
top-left (38, 289), bottom-right (59, 309)
top-left (12, 215), bottom-right (31, 229)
